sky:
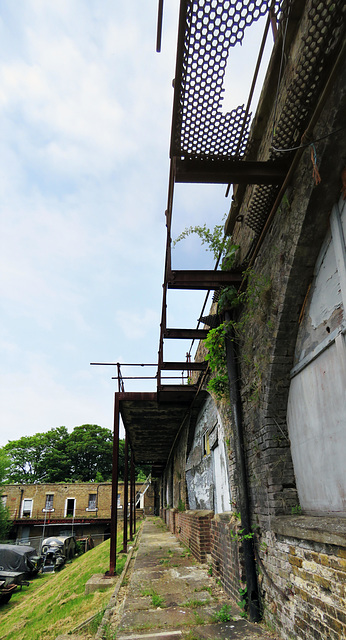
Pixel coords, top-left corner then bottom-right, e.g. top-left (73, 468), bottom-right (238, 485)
top-left (0, 1), bottom-right (273, 447)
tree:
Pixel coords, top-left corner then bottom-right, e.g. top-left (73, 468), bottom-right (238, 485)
top-left (2, 424), bottom-right (152, 484)
top-left (0, 451), bottom-right (11, 540)
top-left (67, 424), bottom-right (113, 482)
top-left (3, 427), bottom-right (70, 483)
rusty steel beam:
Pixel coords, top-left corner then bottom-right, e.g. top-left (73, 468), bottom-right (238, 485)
top-left (163, 328), bottom-right (209, 339)
top-left (174, 158), bottom-right (286, 185)
top-left (160, 361), bottom-right (207, 371)
top-left (167, 269), bottom-right (242, 290)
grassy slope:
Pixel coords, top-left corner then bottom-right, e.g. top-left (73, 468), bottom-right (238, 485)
top-left (0, 538), bottom-right (127, 640)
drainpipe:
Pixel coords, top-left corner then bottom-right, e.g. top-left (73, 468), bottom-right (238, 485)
top-left (18, 488), bottom-right (24, 519)
top-left (225, 312), bottom-right (260, 622)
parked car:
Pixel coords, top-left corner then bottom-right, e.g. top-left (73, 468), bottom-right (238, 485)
top-left (0, 544), bottom-right (42, 592)
top-left (41, 535), bottom-right (76, 573)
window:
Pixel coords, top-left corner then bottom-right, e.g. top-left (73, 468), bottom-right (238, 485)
top-left (22, 498), bottom-right (33, 517)
top-left (203, 431), bottom-right (210, 456)
top-left (44, 494), bottom-right (54, 512)
top-left (88, 494), bottom-right (97, 511)
top-left (65, 498), bottom-right (76, 517)
top-left (1, 495), bottom-right (7, 507)
top-left (117, 493), bottom-right (121, 508)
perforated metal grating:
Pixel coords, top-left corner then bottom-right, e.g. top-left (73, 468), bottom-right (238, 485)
top-left (245, 0), bottom-right (346, 236)
top-left (171, 0), bottom-right (282, 160)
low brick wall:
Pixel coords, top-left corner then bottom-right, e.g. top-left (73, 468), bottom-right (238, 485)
top-left (211, 512), bottom-right (245, 603)
top-left (176, 509), bottom-right (213, 563)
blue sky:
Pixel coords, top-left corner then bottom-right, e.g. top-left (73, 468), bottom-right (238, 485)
top-left (0, 1), bottom-right (272, 446)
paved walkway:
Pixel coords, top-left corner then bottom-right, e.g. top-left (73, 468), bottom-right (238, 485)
top-left (109, 517), bottom-right (278, 640)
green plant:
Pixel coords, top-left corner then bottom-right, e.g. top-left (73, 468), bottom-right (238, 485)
top-left (141, 587), bottom-right (165, 608)
top-left (178, 498), bottom-right (186, 512)
top-left (192, 611), bottom-right (205, 625)
top-left (194, 586), bottom-right (212, 595)
top-left (173, 221), bottom-right (238, 270)
top-left (182, 599), bottom-right (206, 609)
top-left (230, 527), bottom-right (255, 543)
top-left (208, 563), bottom-right (213, 576)
top-left (211, 603), bottom-right (232, 623)
top-left (291, 504), bottom-right (302, 515)
top-left (204, 321), bottom-right (230, 399)
top-left (237, 585), bottom-right (248, 617)
top-left (183, 633), bottom-right (203, 640)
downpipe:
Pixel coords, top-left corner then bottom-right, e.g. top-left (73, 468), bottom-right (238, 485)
top-left (225, 311), bottom-right (260, 622)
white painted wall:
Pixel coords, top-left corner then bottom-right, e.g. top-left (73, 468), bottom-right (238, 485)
top-left (186, 395), bottom-right (231, 512)
top-left (287, 197), bottom-right (346, 515)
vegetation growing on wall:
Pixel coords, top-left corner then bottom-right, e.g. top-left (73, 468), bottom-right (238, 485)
top-left (174, 222), bottom-right (272, 403)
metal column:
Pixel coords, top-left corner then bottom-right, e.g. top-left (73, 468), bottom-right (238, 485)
top-left (122, 431), bottom-right (129, 553)
top-left (109, 393), bottom-right (120, 576)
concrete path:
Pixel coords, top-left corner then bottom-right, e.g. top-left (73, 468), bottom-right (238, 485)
top-left (109, 517), bottom-right (278, 640)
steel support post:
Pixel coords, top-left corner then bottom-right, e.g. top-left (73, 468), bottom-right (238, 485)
top-left (122, 431), bottom-right (129, 553)
top-left (130, 451), bottom-right (135, 540)
top-left (109, 393), bottom-right (120, 576)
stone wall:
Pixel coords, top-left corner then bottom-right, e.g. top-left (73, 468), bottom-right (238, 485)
top-left (259, 518), bottom-right (346, 640)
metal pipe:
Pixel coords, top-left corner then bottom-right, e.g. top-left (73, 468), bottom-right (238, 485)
top-left (156, 0), bottom-right (164, 53)
top-left (109, 393), bottom-right (120, 576)
top-left (225, 313), bottom-right (260, 622)
top-left (122, 432), bottom-right (129, 553)
top-left (130, 451), bottom-right (135, 540)
top-left (133, 456), bottom-right (137, 536)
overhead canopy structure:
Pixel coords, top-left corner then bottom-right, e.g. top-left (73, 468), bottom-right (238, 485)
top-left (118, 389), bottom-right (208, 476)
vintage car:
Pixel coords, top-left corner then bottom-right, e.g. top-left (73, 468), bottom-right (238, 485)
top-left (41, 535), bottom-right (76, 573)
top-left (0, 544), bottom-right (42, 602)
top-left (0, 544), bottom-right (42, 581)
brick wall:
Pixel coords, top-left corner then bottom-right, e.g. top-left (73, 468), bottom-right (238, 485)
top-left (176, 510), bottom-right (213, 563)
top-left (259, 525), bottom-right (346, 640)
top-left (2, 482), bottom-right (150, 520)
top-left (211, 513), bottom-right (246, 603)
top-left (168, 508), bottom-right (178, 534)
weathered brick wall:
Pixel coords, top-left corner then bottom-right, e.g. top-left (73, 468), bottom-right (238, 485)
top-left (176, 509), bottom-right (213, 563)
top-left (258, 524), bottom-right (346, 640)
top-left (211, 513), bottom-right (246, 604)
top-left (2, 482), bottom-right (149, 520)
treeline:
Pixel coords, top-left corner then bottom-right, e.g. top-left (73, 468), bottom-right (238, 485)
top-left (1, 424), bottom-right (150, 484)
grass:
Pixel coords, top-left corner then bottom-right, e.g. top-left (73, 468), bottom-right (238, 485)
top-left (194, 586), bottom-right (212, 595)
top-left (0, 533), bottom-right (127, 640)
top-left (141, 587), bottom-right (165, 608)
top-left (182, 599), bottom-right (207, 609)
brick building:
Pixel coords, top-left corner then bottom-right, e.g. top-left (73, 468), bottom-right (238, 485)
top-left (2, 479), bottom-right (154, 548)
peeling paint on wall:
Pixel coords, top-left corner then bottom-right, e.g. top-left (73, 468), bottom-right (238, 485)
top-left (186, 395), bottom-right (231, 513)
